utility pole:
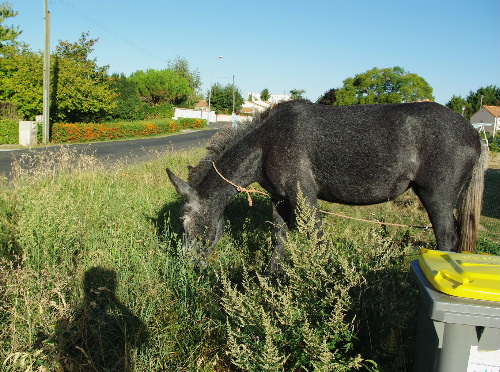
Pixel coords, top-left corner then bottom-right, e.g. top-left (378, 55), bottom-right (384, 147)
top-left (232, 74), bottom-right (235, 115)
top-left (42, 0), bottom-right (50, 144)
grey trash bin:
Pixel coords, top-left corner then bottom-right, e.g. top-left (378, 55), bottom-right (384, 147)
top-left (411, 260), bottom-right (500, 372)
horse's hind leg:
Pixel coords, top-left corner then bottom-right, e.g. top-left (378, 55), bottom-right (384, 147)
top-left (413, 186), bottom-right (459, 252)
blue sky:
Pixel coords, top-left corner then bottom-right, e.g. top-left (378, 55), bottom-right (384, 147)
top-left (12, 0), bottom-right (500, 104)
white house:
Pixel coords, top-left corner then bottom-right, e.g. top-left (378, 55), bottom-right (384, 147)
top-left (248, 92), bottom-right (292, 104)
top-left (470, 105), bottom-right (499, 136)
top-left (240, 100), bottom-right (272, 116)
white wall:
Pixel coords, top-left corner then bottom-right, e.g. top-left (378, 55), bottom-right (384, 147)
top-left (174, 108), bottom-right (251, 123)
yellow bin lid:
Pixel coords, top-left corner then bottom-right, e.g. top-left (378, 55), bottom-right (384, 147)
top-left (419, 248), bottom-right (500, 302)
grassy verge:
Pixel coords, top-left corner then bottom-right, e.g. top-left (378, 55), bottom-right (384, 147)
top-left (0, 147), bottom-right (497, 371)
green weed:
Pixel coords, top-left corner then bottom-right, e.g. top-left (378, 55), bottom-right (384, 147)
top-left (0, 146), bottom-right (497, 372)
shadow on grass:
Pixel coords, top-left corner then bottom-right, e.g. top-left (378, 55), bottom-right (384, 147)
top-left (482, 168), bottom-right (500, 219)
top-left (56, 267), bottom-right (148, 372)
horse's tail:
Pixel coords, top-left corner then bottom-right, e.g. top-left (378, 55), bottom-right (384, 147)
top-left (457, 141), bottom-right (489, 253)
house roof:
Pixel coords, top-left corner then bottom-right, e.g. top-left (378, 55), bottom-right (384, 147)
top-left (483, 105), bottom-right (500, 118)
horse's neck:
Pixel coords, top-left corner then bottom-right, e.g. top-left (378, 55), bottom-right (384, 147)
top-left (203, 147), bottom-right (263, 205)
top-left (219, 146), bottom-right (263, 187)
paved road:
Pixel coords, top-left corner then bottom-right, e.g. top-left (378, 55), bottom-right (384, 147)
top-left (0, 124), bottom-right (225, 180)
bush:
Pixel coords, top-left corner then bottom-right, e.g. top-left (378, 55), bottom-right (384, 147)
top-left (51, 118), bottom-right (205, 143)
top-left (0, 119), bottom-right (18, 144)
top-left (487, 132), bottom-right (500, 152)
top-left (144, 103), bottom-right (175, 119)
top-left (177, 118), bottom-right (207, 130)
top-left (0, 120), bottom-right (44, 145)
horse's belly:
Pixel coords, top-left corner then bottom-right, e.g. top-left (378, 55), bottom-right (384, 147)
top-left (317, 177), bottom-right (411, 206)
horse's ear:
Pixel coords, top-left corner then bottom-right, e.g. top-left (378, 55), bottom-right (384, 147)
top-left (166, 168), bottom-right (192, 198)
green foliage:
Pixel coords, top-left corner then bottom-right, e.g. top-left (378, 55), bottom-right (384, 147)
top-left (0, 51), bottom-right (43, 119)
top-left (0, 100), bottom-right (18, 119)
top-left (0, 148), bottom-right (496, 371)
top-left (446, 85), bottom-right (500, 119)
top-left (51, 32), bottom-right (117, 123)
top-left (335, 66), bottom-right (434, 105)
top-left (0, 119), bottom-right (43, 145)
top-left (0, 31), bottom-right (117, 123)
top-left (130, 69), bottom-right (192, 106)
top-left (317, 88), bottom-right (338, 105)
top-left (485, 132), bottom-right (500, 152)
top-left (109, 73), bottom-right (147, 120)
top-left (208, 83), bottom-right (244, 114)
top-left (0, 118), bottom-right (17, 144)
top-left (222, 195), bottom-right (365, 371)
top-left (168, 56), bottom-right (202, 97)
top-left (446, 95), bottom-right (469, 116)
top-left (290, 89), bottom-right (306, 100)
top-left (50, 118), bottom-right (206, 143)
top-left (143, 102), bottom-right (174, 120)
top-left (0, 2), bottom-right (24, 56)
top-left (477, 237), bottom-right (500, 255)
top-left (260, 88), bottom-right (271, 102)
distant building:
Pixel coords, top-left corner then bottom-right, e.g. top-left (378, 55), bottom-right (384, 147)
top-left (248, 92), bottom-right (292, 104)
top-left (470, 105), bottom-right (499, 136)
top-left (240, 100), bottom-right (272, 116)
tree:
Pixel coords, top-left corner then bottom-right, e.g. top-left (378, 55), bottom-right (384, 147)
top-left (168, 56), bottom-right (201, 98)
top-left (208, 83), bottom-right (244, 114)
top-left (446, 85), bottom-right (500, 119)
top-left (290, 89), bottom-right (306, 100)
top-left (446, 95), bottom-right (469, 117)
top-left (51, 32), bottom-right (117, 122)
top-left (260, 88), bottom-right (271, 102)
top-left (109, 73), bottom-right (145, 120)
top-left (334, 67), bottom-right (434, 105)
top-left (129, 69), bottom-right (192, 106)
top-left (0, 50), bottom-right (43, 118)
top-left (317, 88), bottom-right (337, 105)
top-left (0, 2), bottom-right (24, 57)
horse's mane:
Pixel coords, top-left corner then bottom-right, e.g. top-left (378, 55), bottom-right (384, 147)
top-left (187, 105), bottom-right (278, 185)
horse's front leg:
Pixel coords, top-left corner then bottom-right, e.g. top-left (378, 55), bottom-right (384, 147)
top-left (267, 198), bottom-right (293, 273)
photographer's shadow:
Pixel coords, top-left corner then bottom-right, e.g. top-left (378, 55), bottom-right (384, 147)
top-left (56, 267), bottom-right (148, 372)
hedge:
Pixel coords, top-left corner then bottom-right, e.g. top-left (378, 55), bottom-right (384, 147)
top-left (0, 118), bottom-right (207, 144)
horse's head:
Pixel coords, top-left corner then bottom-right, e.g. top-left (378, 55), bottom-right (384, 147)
top-left (166, 169), bottom-right (225, 266)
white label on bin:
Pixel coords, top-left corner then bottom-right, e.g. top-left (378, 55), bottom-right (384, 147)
top-left (467, 346), bottom-right (500, 372)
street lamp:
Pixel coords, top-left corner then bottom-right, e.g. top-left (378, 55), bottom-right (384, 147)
top-left (207, 56), bottom-right (223, 123)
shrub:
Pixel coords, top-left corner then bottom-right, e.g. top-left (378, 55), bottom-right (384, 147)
top-left (487, 132), bottom-right (500, 152)
top-left (51, 119), bottom-right (204, 143)
top-left (144, 103), bottom-right (175, 119)
top-left (178, 118), bottom-right (207, 130)
top-left (221, 196), bottom-right (366, 371)
top-left (0, 120), bottom-right (44, 145)
top-left (0, 119), bottom-right (18, 144)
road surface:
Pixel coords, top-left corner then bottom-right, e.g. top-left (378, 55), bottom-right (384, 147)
top-left (0, 124), bottom-right (225, 180)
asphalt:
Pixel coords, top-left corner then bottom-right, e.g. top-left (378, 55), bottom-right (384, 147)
top-left (0, 122), bottom-right (227, 180)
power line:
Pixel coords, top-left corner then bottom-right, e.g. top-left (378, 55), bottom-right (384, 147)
top-left (53, 0), bottom-right (170, 66)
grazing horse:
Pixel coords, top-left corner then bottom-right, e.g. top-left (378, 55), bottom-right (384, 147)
top-left (167, 100), bottom-right (487, 270)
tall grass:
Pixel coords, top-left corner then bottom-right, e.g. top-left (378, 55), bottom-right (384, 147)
top-left (0, 146), bottom-right (498, 371)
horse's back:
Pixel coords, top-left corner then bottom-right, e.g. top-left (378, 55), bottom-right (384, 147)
top-left (258, 100), bottom-right (481, 205)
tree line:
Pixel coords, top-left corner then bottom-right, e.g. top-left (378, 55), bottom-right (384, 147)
top-left (317, 66), bottom-right (500, 119)
top-left (0, 3), bottom-right (205, 123)
top-left (1, 2), bottom-right (498, 124)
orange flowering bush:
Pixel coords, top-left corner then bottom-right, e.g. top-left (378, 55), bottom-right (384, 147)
top-left (51, 118), bottom-right (207, 143)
